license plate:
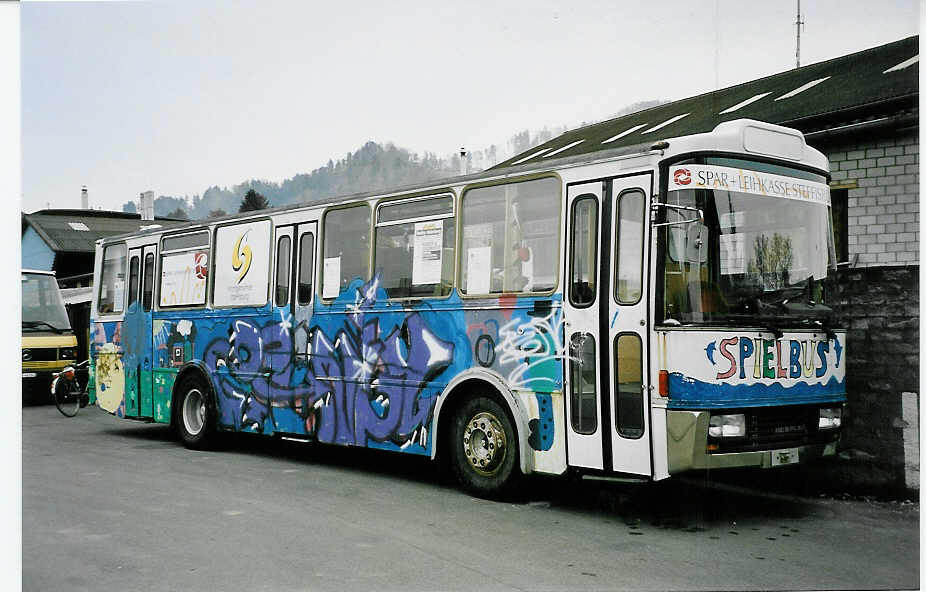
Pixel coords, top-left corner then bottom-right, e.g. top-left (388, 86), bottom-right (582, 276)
top-left (771, 448), bottom-right (799, 466)
top-left (22, 372), bottom-right (37, 378)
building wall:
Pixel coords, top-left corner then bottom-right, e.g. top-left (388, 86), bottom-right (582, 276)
top-left (825, 129), bottom-right (919, 266)
top-left (812, 128), bottom-right (919, 494)
top-left (21, 227), bottom-right (55, 271)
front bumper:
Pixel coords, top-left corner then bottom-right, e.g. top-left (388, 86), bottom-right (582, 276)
top-left (666, 409), bottom-right (839, 473)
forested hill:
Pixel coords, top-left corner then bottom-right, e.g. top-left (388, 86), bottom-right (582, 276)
top-left (123, 128), bottom-right (566, 219)
top-left (124, 100), bottom-right (664, 219)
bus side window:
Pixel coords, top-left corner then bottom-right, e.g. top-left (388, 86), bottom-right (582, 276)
top-left (142, 253), bottom-right (154, 312)
top-left (615, 189), bottom-right (645, 304)
top-left (569, 195), bottom-right (598, 306)
top-left (615, 333), bottom-right (644, 439)
top-left (128, 255), bottom-right (140, 306)
top-left (322, 205), bottom-right (371, 299)
top-left (275, 235), bottom-right (291, 307)
top-left (298, 232), bottom-right (314, 305)
top-left (569, 333), bottom-right (597, 434)
top-left (98, 244), bottom-right (127, 314)
top-left (374, 194), bottom-right (454, 299)
top-left (460, 177), bottom-right (561, 295)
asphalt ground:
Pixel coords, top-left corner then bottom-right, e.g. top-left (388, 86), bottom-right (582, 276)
top-left (22, 404), bottom-right (920, 591)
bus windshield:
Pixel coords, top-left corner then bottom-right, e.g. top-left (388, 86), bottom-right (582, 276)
top-left (22, 273), bottom-right (72, 332)
top-left (659, 160), bottom-right (838, 327)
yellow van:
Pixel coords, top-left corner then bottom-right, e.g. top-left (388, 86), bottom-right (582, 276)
top-left (22, 270), bottom-right (78, 404)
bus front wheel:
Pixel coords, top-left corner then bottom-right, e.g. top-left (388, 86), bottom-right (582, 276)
top-left (175, 376), bottom-right (216, 449)
top-left (450, 395), bottom-right (521, 499)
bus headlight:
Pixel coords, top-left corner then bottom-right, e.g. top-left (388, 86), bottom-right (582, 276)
top-left (819, 407), bottom-right (842, 430)
top-left (59, 347), bottom-right (77, 360)
top-left (708, 414), bottom-right (746, 438)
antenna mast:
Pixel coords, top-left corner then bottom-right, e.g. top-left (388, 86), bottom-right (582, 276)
top-left (795, 0), bottom-right (805, 68)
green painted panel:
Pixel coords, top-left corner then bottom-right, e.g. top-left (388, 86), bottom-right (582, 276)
top-left (140, 367), bottom-right (153, 418)
top-left (87, 359), bottom-right (97, 405)
top-left (152, 369), bottom-right (177, 424)
top-left (125, 365), bottom-right (140, 416)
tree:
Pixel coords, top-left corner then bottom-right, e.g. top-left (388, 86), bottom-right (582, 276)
top-left (208, 208), bottom-right (227, 218)
top-left (166, 206), bottom-right (189, 220)
top-left (239, 189), bottom-right (270, 212)
top-left (748, 233), bottom-right (793, 290)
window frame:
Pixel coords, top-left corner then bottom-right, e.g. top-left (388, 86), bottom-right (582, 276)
top-left (96, 242), bottom-right (127, 316)
top-left (373, 191), bottom-right (456, 301)
top-left (320, 203), bottom-right (372, 302)
top-left (127, 254), bottom-right (140, 308)
top-left (614, 331), bottom-right (645, 440)
top-left (142, 252), bottom-right (155, 312)
top-left (297, 231), bottom-right (315, 306)
top-left (457, 173), bottom-right (563, 298)
top-left (209, 217), bottom-right (273, 310)
top-left (158, 227), bottom-right (212, 310)
top-left (274, 234), bottom-right (292, 307)
top-left (614, 188), bottom-right (646, 306)
top-left (568, 194), bottom-right (599, 308)
top-left (569, 332), bottom-right (598, 435)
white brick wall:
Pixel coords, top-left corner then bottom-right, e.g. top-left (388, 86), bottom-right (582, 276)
top-left (824, 132), bottom-right (919, 266)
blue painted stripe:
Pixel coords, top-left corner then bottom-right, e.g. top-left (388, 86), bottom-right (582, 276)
top-left (666, 373), bottom-right (846, 409)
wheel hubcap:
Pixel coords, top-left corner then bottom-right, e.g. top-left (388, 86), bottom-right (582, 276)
top-left (183, 388), bottom-right (205, 436)
top-left (462, 411), bottom-right (507, 476)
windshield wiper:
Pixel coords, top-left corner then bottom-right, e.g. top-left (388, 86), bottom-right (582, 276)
top-left (22, 320), bottom-right (67, 333)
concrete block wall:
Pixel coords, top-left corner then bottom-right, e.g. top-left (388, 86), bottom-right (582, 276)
top-left (825, 130), bottom-right (919, 266)
top-left (810, 128), bottom-right (919, 495)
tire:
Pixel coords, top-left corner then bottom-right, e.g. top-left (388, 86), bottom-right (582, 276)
top-left (449, 395), bottom-right (522, 500)
top-left (53, 376), bottom-right (80, 417)
top-left (175, 375), bottom-right (216, 449)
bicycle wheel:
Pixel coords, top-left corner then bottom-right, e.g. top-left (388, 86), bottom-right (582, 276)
top-left (53, 377), bottom-right (81, 417)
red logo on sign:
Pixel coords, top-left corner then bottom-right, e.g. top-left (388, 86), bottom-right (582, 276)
top-left (674, 168), bottom-right (692, 185)
top-left (194, 251), bottom-right (208, 280)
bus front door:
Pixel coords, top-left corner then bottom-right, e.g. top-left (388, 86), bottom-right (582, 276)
top-left (564, 174), bottom-right (652, 476)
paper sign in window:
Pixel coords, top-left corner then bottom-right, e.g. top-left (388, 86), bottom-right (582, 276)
top-left (412, 221), bottom-right (443, 285)
top-left (113, 280), bottom-right (125, 311)
top-left (719, 233), bottom-right (746, 275)
top-left (323, 257), bottom-right (341, 299)
top-left (466, 247), bottom-right (492, 294)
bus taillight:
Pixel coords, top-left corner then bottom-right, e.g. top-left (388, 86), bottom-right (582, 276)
top-left (658, 370), bottom-right (669, 397)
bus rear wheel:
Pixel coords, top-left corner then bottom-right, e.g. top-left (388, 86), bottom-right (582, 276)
top-left (175, 376), bottom-right (216, 449)
top-left (450, 395), bottom-right (521, 500)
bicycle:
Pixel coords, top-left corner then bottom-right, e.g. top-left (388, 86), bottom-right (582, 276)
top-left (51, 360), bottom-right (90, 417)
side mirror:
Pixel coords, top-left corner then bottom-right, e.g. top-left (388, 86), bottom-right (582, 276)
top-left (651, 202), bottom-right (704, 228)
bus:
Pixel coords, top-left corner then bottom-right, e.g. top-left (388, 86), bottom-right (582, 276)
top-left (22, 269), bottom-right (79, 403)
top-left (89, 119), bottom-right (845, 497)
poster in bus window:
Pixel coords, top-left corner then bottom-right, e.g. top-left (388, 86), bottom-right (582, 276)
top-left (466, 246), bottom-right (492, 293)
top-left (213, 220), bottom-right (271, 307)
top-left (159, 251), bottom-right (208, 306)
top-left (412, 221), bottom-right (442, 285)
top-left (112, 278), bottom-right (125, 312)
top-left (322, 257), bottom-right (341, 299)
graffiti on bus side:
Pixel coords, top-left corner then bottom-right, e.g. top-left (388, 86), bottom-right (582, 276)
top-left (202, 275), bottom-right (454, 451)
top-left (90, 321), bottom-right (125, 416)
top-left (92, 275), bottom-right (565, 454)
top-left (466, 299), bottom-right (563, 452)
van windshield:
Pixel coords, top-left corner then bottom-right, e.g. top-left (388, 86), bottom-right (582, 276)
top-left (658, 160), bottom-right (837, 328)
top-left (22, 273), bottom-right (72, 332)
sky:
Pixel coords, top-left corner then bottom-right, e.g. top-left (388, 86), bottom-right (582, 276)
top-left (18, 0), bottom-right (921, 213)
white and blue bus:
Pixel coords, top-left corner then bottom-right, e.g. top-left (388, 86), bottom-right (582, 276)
top-left (89, 119), bottom-right (845, 497)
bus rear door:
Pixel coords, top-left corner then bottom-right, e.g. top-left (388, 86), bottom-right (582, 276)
top-left (125, 244), bottom-right (157, 418)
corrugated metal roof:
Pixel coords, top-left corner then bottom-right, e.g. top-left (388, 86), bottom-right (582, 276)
top-left (23, 209), bottom-right (186, 253)
top-left (493, 36), bottom-right (918, 169)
